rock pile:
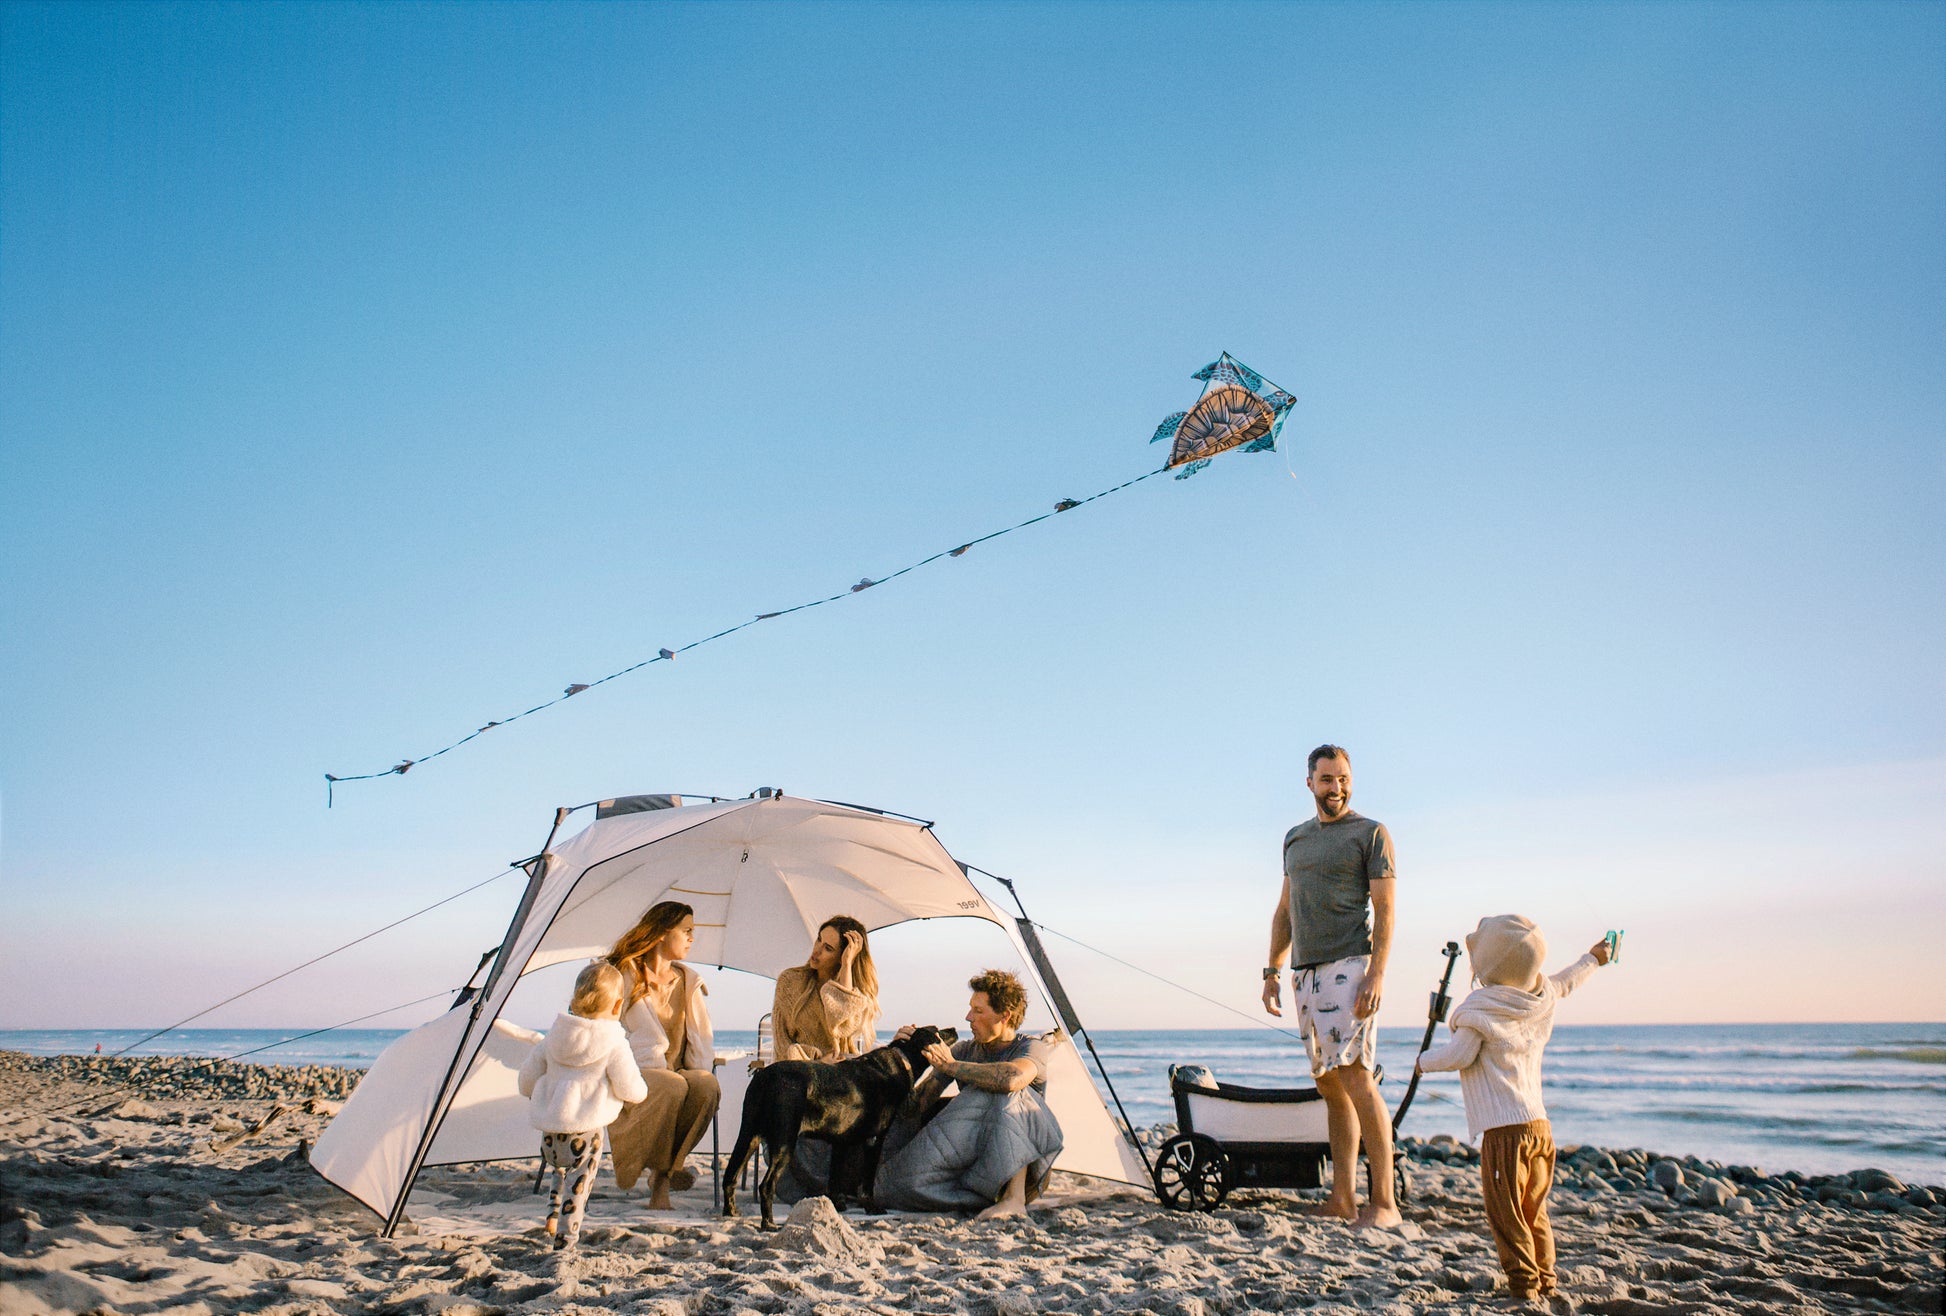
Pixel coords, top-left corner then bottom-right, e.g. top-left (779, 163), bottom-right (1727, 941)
top-left (0, 1049), bottom-right (363, 1104)
top-left (1396, 1134), bottom-right (1942, 1219)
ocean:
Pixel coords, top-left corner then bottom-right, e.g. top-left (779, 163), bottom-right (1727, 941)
top-left (5, 1022), bottom-right (1940, 1186)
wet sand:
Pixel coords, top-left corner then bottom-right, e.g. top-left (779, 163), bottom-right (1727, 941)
top-left (1, 1051), bottom-right (1939, 1314)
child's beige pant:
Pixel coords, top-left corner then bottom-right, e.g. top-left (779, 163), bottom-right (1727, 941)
top-left (1480, 1118), bottom-right (1556, 1297)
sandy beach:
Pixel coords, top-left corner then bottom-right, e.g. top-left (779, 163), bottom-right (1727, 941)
top-left (0, 1051), bottom-right (1938, 1315)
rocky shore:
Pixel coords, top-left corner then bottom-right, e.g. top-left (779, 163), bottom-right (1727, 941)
top-left (2, 1051), bottom-right (1940, 1314)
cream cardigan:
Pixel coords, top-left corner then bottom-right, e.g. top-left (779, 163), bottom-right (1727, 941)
top-left (618, 961), bottom-right (715, 1073)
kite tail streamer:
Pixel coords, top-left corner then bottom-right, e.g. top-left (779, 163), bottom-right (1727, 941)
top-left (325, 353), bottom-right (1293, 800)
top-left (324, 467), bottom-right (1174, 800)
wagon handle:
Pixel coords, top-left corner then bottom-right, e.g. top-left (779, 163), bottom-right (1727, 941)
top-left (1390, 940), bottom-right (1461, 1133)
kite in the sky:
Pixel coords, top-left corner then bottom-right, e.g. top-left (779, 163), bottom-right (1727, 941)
top-left (325, 353), bottom-right (1293, 802)
top-left (1150, 352), bottom-right (1296, 478)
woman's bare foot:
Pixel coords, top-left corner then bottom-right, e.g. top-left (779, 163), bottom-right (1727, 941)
top-left (646, 1170), bottom-right (674, 1210)
top-left (1303, 1196), bottom-right (1358, 1222)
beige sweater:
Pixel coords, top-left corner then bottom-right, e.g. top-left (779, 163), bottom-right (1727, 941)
top-left (1416, 953), bottom-right (1599, 1140)
top-left (770, 964), bottom-right (879, 1061)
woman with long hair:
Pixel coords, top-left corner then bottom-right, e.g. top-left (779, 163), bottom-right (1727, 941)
top-left (761, 914), bottom-right (884, 1203)
top-left (770, 914), bottom-right (881, 1062)
top-left (604, 901), bottom-right (720, 1209)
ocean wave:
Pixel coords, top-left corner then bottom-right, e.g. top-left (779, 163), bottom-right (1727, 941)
top-left (1538, 1074), bottom-right (1942, 1097)
top-left (1630, 1105), bottom-right (1941, 1138)
top-left (1545, 1045), bottom-right (1858, 1063)
top-left (1849, 1047), bottom-right (1946, 1065)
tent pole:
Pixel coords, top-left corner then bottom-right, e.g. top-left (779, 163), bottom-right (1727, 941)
top-left (974, 866), bottom-right (1156, 1183)
top-left (382, 806), bottom-right (573, 1238)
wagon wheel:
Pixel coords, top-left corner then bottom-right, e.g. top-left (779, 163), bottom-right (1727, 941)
top-left (1152, 1133), bottom-right (1230, 1211)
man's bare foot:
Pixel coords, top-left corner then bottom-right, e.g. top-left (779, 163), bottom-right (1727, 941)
top-left (1353, 1202), bottom-right (1403, 1230)
top-left (1303, 1198), bottom-right (1358, 1222)
top-left (976, 1198), bottom-right (1027, 1220)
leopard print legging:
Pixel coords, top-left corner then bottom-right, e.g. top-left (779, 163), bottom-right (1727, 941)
top-left (541, 1131), bottom-right (604, 1249)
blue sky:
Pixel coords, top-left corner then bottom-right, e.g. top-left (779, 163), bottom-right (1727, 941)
top-left (2, 2), bottom-right (1941, 1034)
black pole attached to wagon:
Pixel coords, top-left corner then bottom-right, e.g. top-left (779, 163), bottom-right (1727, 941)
top-left (1392, 940), bottom-right (1463, 1134)
top-left (1377, 939), bottom-right (1462, 1204)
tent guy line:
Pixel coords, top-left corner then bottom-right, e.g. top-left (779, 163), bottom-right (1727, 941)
top-left (107, 792), bottom-right (1315, 1077)
top-left (109, 866), bottom-right (520, 1059)
top-left (24, 990), bottom-right (468, 1125)
top-left (1033, 921), bottom-right (1308, 1046)
top-left (324, 352), bottom-right (1296, 802)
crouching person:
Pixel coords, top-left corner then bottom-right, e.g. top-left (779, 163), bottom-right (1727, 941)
top-left (876, 969), bottom-right (1063, 1219)
top-left (518, 960), bottom-right (648, 1249)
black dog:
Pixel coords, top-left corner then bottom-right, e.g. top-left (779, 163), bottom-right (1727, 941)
top-left (722, 1025), bottom-right (957, 1227)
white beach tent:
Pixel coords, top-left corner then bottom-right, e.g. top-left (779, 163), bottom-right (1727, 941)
top-left (310, 792), bottom-right (1151, 1233)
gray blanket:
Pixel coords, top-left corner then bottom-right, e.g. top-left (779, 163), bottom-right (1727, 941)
top-left (874, 1085), bottom-right (1063, 1211)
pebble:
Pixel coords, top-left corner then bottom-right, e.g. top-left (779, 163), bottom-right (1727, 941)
top-left (1851, 1168), bottom-right (1905, 1195)
top-left (1693, 1178), bottom-right (1736, 1207)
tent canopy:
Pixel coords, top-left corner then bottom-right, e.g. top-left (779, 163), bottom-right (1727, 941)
top-left (310, 793), bottom-right (1147, 1230)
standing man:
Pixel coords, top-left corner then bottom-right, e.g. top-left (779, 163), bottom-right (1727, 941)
top-left (1263, 744), bottom-right (1401, 1228)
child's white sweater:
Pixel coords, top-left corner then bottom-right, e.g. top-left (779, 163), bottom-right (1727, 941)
top-left (518, 1013), bottom-right (649, 1135)
top-left (1415, 954), bottom-right (1598, 1140)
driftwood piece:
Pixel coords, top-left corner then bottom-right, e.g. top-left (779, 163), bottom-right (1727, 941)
top-left (206, 1103), bottom-right (291, 1154)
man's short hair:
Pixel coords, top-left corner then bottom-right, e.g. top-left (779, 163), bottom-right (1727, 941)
top-left (968, 968), bottom-right (1029, 1027)
top-left (1307, 744), bottom-right (1351, 776)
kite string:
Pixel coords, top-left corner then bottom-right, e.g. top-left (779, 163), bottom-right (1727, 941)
top-left (327, 465), bottom-right (1171, 796)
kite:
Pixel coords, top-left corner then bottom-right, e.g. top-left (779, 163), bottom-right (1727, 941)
top-left (325, 353), bottom-right (1293, 802)
top-left (1151, 352), bottom-right (1297, 478)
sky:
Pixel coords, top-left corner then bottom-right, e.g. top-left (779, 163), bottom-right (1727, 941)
top-left (1, 1), bottom-right (1941, 1039)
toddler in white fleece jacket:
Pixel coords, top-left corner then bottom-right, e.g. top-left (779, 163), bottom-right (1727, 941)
top-left (1414, 915), bottom-right (1613, 1301)
top-left (518, 960), bottom-right (648, 1249)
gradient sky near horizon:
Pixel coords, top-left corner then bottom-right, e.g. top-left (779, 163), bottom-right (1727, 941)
top-left (2, 2), bottom-right (1941, 1039)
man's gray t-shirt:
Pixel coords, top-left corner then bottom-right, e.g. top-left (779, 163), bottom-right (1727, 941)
top-left (1283, 811), bottom-right (1397, 968)
top-left (951, 1034), bottom-right (1048, 1093)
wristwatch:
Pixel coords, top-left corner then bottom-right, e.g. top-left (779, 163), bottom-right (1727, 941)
top-left (1262, 966), bottom-right (1282, 980)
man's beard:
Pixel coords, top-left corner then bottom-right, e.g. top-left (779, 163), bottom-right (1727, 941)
top-left (1315, 792), bottom-right (1349, 819)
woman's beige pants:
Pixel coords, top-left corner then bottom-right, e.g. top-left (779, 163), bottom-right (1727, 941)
top-left (608, 1068), bottom-right (721, 1191)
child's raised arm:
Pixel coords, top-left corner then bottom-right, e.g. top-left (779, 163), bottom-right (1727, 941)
top-left (1549, 938), bottom-right (1611, 998)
